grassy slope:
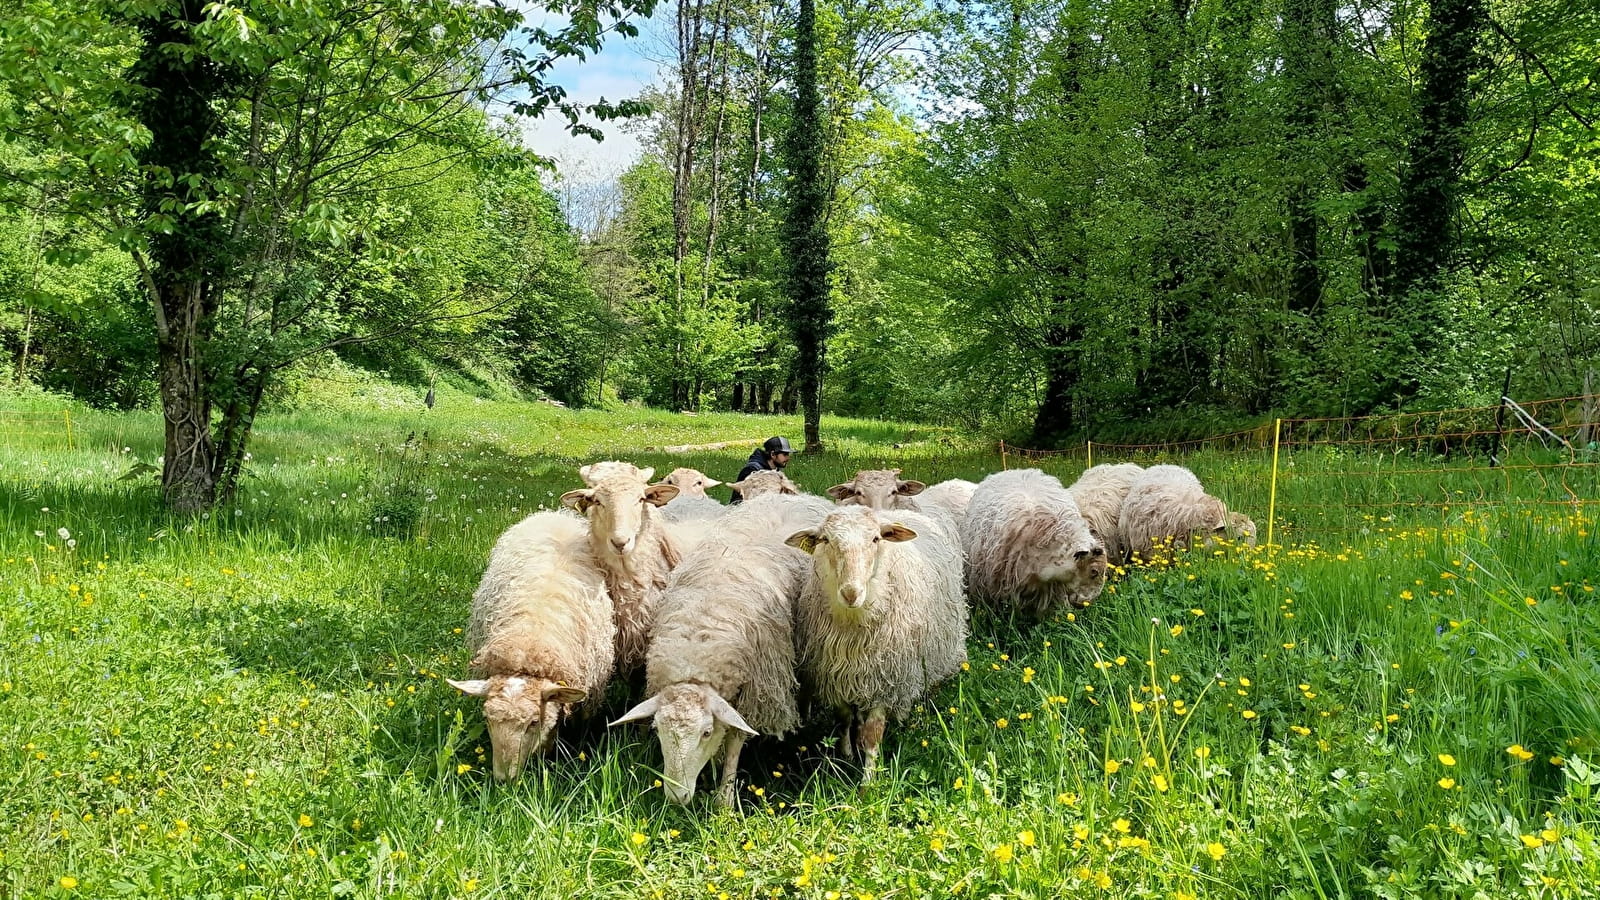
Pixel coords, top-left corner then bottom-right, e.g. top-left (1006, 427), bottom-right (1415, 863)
top-left (2, 385), bottom-right (1598, 899)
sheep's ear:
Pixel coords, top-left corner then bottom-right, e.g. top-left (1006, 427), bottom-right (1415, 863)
top-left (785, 530), bottom-right (819, 554)
top-left (608, 695), bottom-right (661, 727)
top-left (707, 691), bottom-right (759, 737)
top-left (644, 483), bottom-right (679, 506)
top-left (727, 479), bottom-right (748, 492)
top-left (701, 477), bottom-right (723, 489)
top-left (560, 489), bottom-right (596, 512)
top-left (578, 464), bottom-right (594, 484)
top-left (637, 467), bottom-right (655, 483)
top-left (826, 483), bottom-right (857, 501)
top-left (896, 479), bottom-right (927, 496)
top-left (542, 685), bottom-right (587, 705)
top-left (880, 523), bottom-right (917, 542)
top-left (447, 678), bottom-right (491, 697)
top-left (779, 480), bottom-right (801, 495)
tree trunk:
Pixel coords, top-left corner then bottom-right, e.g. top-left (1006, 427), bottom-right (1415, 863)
top-left (1381, 0), bottom-right (1486, 403)
top-left (132, 2), bottom-right (231, 513)
top-left (1030, 322), bottom-right (1079, 444)
top-left (155, 305), bottom-right (217, 513)
top-left (781, 0), bottom-right (833, 452)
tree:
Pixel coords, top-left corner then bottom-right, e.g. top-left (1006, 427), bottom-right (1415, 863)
top-left (1381, 0), bottom-right (1488, 404)
top-left (0, 0), bottom-right (654, 511)
top-left (780, 0), bottom-right (833, 452)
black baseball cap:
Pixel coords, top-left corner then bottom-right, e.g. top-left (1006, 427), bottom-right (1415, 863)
top-left (764, 436), bottom-right (794, 454)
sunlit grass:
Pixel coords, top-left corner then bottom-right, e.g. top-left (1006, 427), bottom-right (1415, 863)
top-left (2, 388), bottom-right (1597, 897)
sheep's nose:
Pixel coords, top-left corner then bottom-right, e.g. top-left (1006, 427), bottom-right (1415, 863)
top-left (840, 585), bottom-right (860, 605)
top-left (611, 537), bottom-right (629, 551)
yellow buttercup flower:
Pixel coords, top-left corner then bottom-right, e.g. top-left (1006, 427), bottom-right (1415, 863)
top-left (297, 814), bottom-right (314, 828)
top-left (631, 832), bottom-right (648, 846)
top-left (992, 843), bottom-right (1014, 863)
top-left (1437, 777), bottom-right (1456, 789)
top-left (1438, 754), bottom-right (1456, 767)
top-left (1206, 842), bottom-right (1227, 861)
top-left (1104, 759), bottom-right (1121, 775)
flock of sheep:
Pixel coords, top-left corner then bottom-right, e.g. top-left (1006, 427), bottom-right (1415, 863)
top-left (446, 460), bottom-right (1256, 805)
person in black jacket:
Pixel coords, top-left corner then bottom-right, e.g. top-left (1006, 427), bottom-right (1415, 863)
top-left (729, 436), bottom-right (794, 503)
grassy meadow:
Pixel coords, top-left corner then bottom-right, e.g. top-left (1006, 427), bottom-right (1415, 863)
top-left (2, 382), bottom-right (1598, 899)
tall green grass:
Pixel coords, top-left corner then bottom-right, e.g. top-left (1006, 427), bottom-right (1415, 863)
top-left (1, 388), bottom-right (1596, 898)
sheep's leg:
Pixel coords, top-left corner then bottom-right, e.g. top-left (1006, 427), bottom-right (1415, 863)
top-left (715, 732), bottom-right (747, 809)
top-left (858, 707), bottom-right (888, 784)
top-left (837, 707), bottom-right (855, 759)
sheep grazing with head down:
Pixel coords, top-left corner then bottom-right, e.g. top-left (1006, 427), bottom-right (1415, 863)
top-left (1118, 464), bottom-right (1256, 561)
top-left (1068, 463), bottom-right (1144, 564)
top-left (727, 469), bottom-right (802, 500)
top-left (562, 463), bottom-right (684, 673)
top-left (963, 468), bottom-right (1107, 619)
top-left (611, 494), bottom-right (833, 806)
top-left (789, 505), bottom-right (967, 782)
top-left (448, 511), bottom-right (613, 783)
top-left (658, 467), bottom-right (723, 498)
top-left (826, 469), bottom-right (926, 511)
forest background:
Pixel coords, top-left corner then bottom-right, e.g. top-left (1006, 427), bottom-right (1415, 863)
top-left (2, 0), bottom-right (1597, 511)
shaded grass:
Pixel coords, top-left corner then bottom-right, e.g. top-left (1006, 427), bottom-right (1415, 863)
top-left (1, 389), bottom-right (1598, 898)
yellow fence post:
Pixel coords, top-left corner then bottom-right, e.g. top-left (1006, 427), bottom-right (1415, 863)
top-left (1086, 440), bottom-right (1093, 469)
top-left (999, 440), bottom-right (1008, 470)
top-left (1266, 418), bottom-right (1282, 551)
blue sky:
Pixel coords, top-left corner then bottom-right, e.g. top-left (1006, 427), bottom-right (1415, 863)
top-left (512, 9), bottom-right (668, 181)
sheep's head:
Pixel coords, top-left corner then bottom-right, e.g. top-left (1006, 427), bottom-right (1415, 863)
top-left (561, 467), bottom-right (678, 558)
top-left (729, 470), bottom-right (801, 499)
top-left (579, 460), bottom-right (648, 486)
top-left (787, 506), bottom-right (916, 614)
top-left (659, 467), bottom-right (722, 498)
top-left (1218, 510), bottom-right (1258, 546)
top-left (610, 683), bottom-right (756, 805)
top-left (1035, 532), bottom-right (1108, 609)
top-left (447, 675), bottom-right (586, 782)
top-left (826, 469), bottom-right (926, 511)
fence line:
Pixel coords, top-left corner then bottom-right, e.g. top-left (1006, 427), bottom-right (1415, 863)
top-left (996, 394), bottom-right (1599, 550)
top-left (0, 409), bottom-right (74, 449)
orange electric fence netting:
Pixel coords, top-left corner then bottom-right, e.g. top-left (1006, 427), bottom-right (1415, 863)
top-left (999, 393), bottom-right (1600, 546)
top-left (0, 409), bottom-right (75, 449)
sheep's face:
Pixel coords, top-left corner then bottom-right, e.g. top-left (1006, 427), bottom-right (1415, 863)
top-left (730, 470), bottom-right (801, 499)
top-left (826, 469), bottom-right (926, 511)
top-left (1036, 539), bottom-right (1108, 608)
top-left (447, 676), bottom-right (587, 782)
top-left (610, 683), bottom-right (757, 805)
top-left (561, 469), bottom-right (678, 558)
top-left (1216, 511), bottom-right (1258, 546)
top-left (787, 507), bottom-right (917, 614)
top-left (660, 467), bottom-right (722, 498)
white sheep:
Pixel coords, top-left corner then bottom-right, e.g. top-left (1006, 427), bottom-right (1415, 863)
top-left (1068, 463), bottom-right (1144, 564)
top-left (561, 463), bottom-right (684, 674)
top-left (611, 494), bottom-right (833, 806)
top-left (916, 478), bottom-right (979, 520)
top-left (788, 506), bottom-right (967, 782)
top-left (1118, 464), bottom-right (1256, 561)
top-left (727, 469), bottom-right (802, 500)
top-left (658, 495), bottom-right (728, 524)
top-left (448, 511), bottom-right (613, 782)
top-left (825, 469), bottom-right (926, 510)
top-left (657, 467), bottom-right (723, 498)
top-left (962, 468), bottom-right (1107, 619)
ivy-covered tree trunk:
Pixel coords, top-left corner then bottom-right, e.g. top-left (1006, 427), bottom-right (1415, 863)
top-left (781, 0), bottom-right (832, 452)
top-left (1382, 0), bottom-right (1486, 402)
top-left (131, 2), bottom-right (233, 514)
